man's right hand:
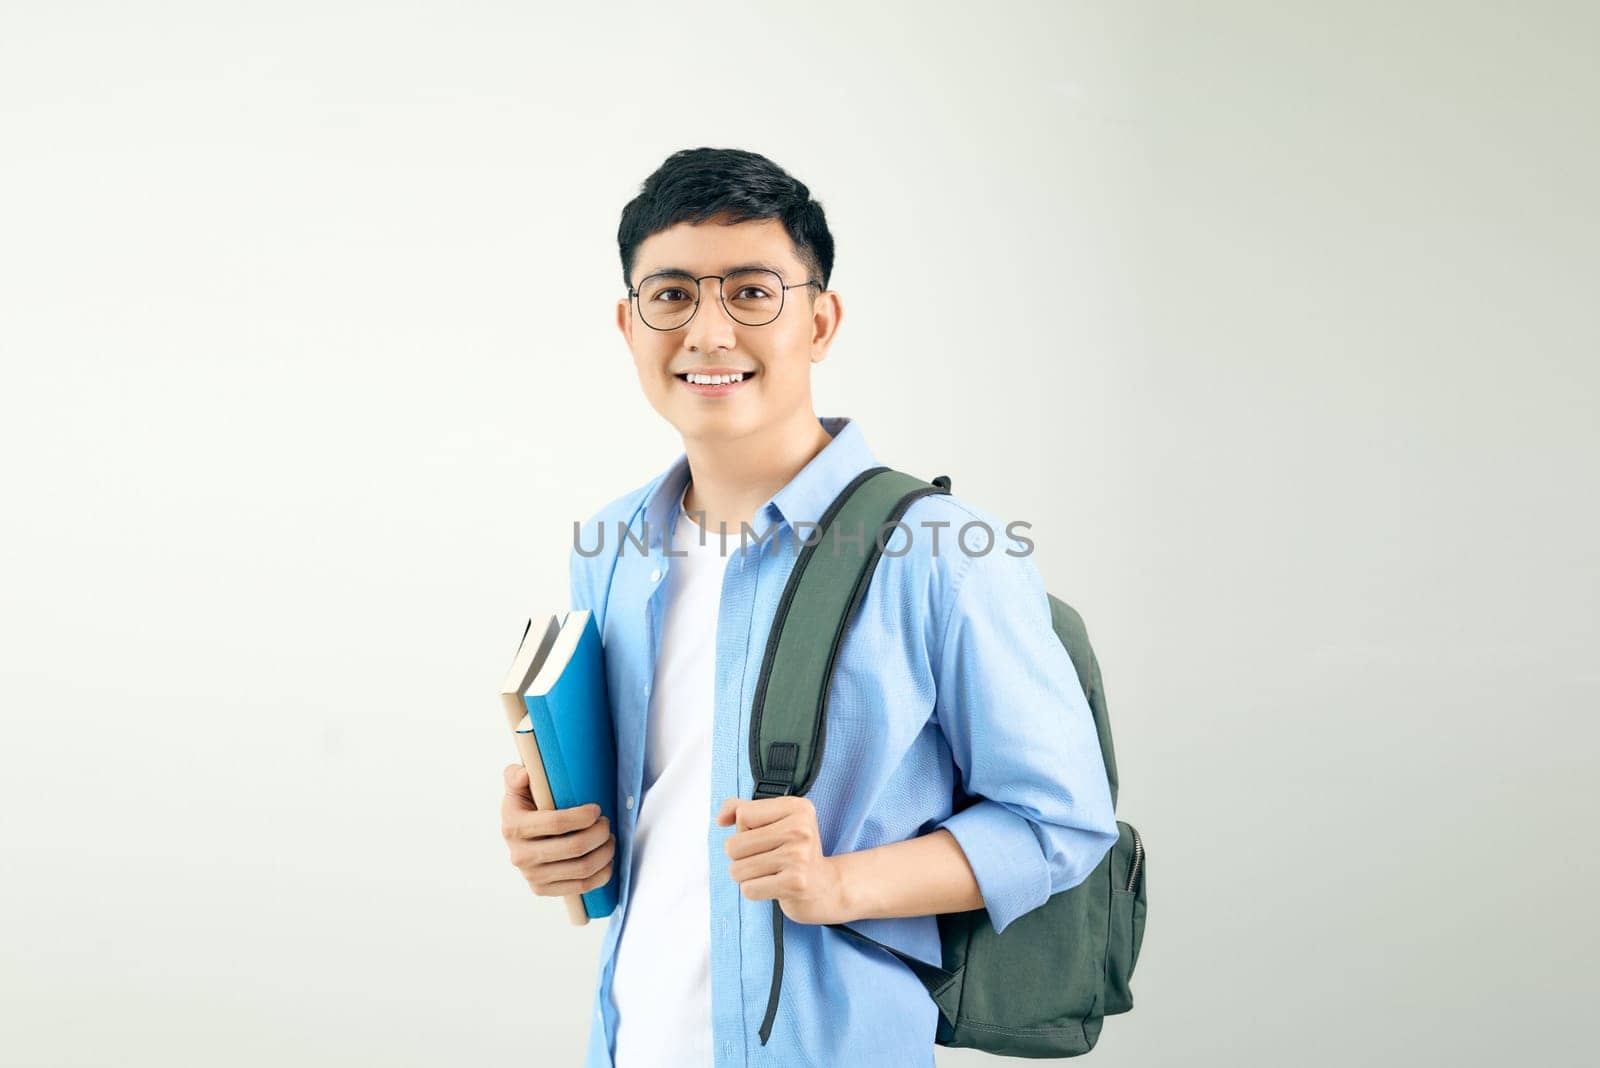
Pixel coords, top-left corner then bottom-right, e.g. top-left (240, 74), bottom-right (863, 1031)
top-left (501, 764), bottom-right (616, 898)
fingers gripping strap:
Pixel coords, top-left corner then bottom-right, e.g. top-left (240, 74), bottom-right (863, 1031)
top-left (749, 467), bottom-right (952, 1046)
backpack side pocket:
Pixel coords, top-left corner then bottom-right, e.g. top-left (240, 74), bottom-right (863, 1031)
top-left (1103, 821), bottom-right (1146, 1016)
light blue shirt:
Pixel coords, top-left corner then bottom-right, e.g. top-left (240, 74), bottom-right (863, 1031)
top-left (571, 415), bottom-right (1118, 1067)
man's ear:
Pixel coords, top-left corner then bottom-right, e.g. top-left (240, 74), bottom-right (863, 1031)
top-left (616, 297), bottom-right (632, 345)
top-left (810, 290), bottom-right (842, 363)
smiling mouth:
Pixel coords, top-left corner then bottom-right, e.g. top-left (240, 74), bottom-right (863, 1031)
top-left (674, 371), bottom-right (758, 382)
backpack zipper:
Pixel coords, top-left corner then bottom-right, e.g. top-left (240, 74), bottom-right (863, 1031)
top-left (1125, 824), bottom-right (1144, 893)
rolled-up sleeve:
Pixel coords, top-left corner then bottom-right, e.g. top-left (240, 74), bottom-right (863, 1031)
top-left (932, 543), bottom-right (1119, 935)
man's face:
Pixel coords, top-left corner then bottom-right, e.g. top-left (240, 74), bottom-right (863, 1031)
top-left (615, 216), bottom-right (840, 442)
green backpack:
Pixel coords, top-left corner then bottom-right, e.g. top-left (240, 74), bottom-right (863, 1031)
top-left (747, 466), bottom-right (1148, 1057)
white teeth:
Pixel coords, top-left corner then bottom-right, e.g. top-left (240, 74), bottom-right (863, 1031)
top-left (687, 372), bottom-right (744, 385)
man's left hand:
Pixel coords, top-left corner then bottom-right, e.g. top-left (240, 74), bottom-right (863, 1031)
top-left (716, 795), bottom-right (851, 925)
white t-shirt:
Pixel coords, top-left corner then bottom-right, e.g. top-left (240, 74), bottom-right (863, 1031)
top-left (610, 482), bottom-right (727, 1067)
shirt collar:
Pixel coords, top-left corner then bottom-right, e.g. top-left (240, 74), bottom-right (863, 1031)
top-left (638, 415), bottom-right (879, 550)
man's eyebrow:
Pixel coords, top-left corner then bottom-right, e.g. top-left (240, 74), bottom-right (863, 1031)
top-left (640, 261), bottom-right (790, 278)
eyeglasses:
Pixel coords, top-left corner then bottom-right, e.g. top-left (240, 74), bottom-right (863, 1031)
top-left (627, 268), bottom-right (823, 331)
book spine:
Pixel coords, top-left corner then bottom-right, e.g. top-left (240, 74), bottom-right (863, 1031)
top-left (523, 693), bottom-right (574, 807)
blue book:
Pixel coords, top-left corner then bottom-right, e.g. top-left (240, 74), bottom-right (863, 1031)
top-left (516, 610), bottom-right (619, 920)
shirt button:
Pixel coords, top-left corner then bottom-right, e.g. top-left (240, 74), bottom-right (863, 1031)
top-left (625, 794), bottom-right (635, 810)
top-left (643, 683), bottom-right (651, 697)
top-left (648, 568), bottom-right (662, 582)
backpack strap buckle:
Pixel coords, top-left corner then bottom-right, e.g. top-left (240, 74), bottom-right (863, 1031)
top-left (753, 742), bottom-right (798, 799)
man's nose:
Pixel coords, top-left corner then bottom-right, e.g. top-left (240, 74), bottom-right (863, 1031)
top-left (683, 278), bottom-right (737, 350)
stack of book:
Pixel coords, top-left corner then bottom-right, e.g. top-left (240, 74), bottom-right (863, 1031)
top-left (498, 610), bottom-right (619, 924)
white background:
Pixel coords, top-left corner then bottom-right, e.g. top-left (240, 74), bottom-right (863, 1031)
top-left (2, 2), bottom-right (1595, 1065)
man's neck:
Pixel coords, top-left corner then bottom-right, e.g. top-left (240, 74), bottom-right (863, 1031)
top-left (680, 411), bottom-right (835, 537)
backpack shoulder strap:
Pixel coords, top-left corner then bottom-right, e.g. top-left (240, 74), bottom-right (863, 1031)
top-left (747, 466), bottom-right (950, 799)
top-left (747, 465), bottom-right (953, 1045)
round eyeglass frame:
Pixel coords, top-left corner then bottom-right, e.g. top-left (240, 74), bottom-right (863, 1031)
top-left (627, 270), bottom-right (824, 331)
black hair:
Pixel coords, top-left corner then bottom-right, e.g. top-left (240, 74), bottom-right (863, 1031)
top-left (617, 147), bottom-right (835, 294)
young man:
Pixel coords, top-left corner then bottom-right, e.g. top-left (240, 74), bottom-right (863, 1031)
top-left (501, 147), bottom-right (1118, 1067)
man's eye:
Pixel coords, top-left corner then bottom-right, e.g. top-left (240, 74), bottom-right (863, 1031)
top-left (653, 289), bottom-right (690, 302)
top-left (734, 287), bottom-right (771, 300)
